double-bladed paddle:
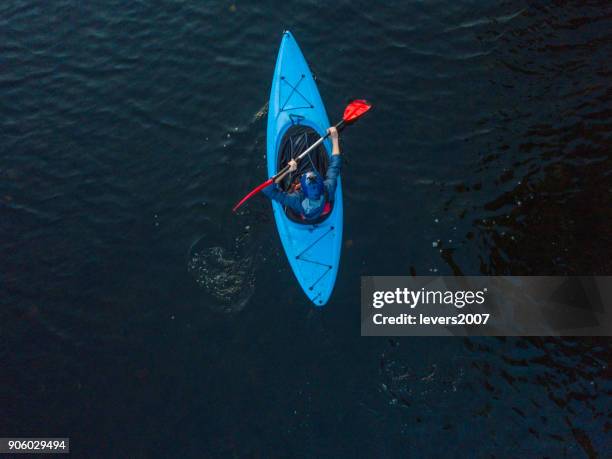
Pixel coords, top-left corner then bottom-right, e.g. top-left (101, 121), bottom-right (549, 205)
top-left (232, 99), bottom-right (372, 212)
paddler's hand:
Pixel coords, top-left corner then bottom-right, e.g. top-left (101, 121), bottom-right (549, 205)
top-left (327, 127), bottom-right (339, 140)
top-left (288, 159), bottom-right (298, 172)
top-left (328, 127), bottom-right (341, 155)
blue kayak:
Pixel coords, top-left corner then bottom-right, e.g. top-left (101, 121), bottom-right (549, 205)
top-left (266, 31), bottom-right (343, 306)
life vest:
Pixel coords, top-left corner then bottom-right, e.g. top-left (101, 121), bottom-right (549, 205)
top-left (299, 200), bottom-right (331, 221)
top-left (290, 180), bottom-right (331, 220)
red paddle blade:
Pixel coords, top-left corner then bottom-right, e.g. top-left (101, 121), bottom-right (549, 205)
top-left (232, 178), bottom-right (274, 212)
top-left (342, 99), bottom-right (372, 123)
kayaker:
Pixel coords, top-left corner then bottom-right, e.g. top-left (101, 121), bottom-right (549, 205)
top-left (262, 126), bottom-right (341, 221)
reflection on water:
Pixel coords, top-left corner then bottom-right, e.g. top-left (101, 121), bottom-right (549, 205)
top-left (434, 1), bottom-right (612, 277)
top-left (381, 337), bottom-right (610, 457)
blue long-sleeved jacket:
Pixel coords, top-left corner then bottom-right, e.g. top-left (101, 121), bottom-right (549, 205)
top-left (262, 155), bottom-right (342, 219)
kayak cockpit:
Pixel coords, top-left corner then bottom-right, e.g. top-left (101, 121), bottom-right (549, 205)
top-left (277, 125), bottom-right (334, 225)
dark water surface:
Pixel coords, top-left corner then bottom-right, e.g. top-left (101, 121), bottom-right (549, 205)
top-left (2, 1), bottom-right (611, 457)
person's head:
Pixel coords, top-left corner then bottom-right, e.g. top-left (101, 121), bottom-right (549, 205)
top-left (300, 170), bottom-right (324, 200)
